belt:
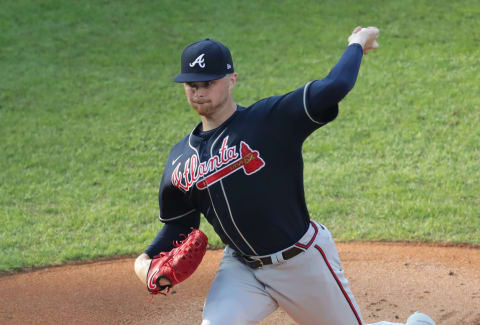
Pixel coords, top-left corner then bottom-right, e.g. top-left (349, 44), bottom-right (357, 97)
top-left (241, 246), bottom-right (305, 269)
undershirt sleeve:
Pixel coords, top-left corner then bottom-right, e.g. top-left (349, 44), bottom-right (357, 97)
top-left (305, 43), bottom-right (363, 124)
top-left (144, 211), bottom-right (201, 257)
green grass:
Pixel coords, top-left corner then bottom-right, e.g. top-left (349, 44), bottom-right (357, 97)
top-left (1, 0), bottom-right (479, 272)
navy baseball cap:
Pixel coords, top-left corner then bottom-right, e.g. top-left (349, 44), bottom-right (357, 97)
top-left (173, 38), bottom-right (234, 83)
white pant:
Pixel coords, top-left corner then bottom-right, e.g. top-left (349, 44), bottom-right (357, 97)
top-left (202, 222), bottom-right (364, 325)
top-left (201, 222), bottom-right (436, 325)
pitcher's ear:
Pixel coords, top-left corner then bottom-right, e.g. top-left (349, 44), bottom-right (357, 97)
top-left (229, 73), bottom-right (238, 90)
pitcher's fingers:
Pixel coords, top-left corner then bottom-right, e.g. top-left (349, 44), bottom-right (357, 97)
top-left (159, 277), bottom-right (172, 286)
top-left (368, 26), bottom-right (380, 36)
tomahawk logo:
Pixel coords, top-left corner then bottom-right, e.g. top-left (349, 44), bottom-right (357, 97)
top-left (196, 142), bottom-right (265, 190)
top-left (171, 137), bottom-right (265, 191)
top-left (189, 54), bottom-right (206, 68)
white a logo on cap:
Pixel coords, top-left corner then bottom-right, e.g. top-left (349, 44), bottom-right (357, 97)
top-left (189, 54), bottom-right (206, 68)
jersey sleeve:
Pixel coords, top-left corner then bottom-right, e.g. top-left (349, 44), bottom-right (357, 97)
top-left (157, 147), bottom-right (200, 222)
top-left (158, 166), bottom-right (200, 222)
top-left (264, 44), bottom-right (363, 140)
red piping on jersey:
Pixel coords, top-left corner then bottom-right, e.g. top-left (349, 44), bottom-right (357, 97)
top-left (295, 221), bottom-right (318, 249)
top-left (314, 245), bottom-right (363, 325)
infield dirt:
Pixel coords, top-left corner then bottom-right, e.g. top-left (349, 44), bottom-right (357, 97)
top-left (1, 242), bottom-right (479, 324)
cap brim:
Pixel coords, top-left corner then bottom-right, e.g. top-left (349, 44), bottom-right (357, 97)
top-left (173, 73), bottom-right (226, 83)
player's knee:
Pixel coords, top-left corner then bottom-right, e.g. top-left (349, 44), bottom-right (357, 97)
top-left (202, 299), bottom-right (260, 325)
top-left (201, 315), bottom-right (256, 325)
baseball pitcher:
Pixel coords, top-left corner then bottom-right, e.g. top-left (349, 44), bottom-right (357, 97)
top-left (134, 26), bottom-right (436, 325)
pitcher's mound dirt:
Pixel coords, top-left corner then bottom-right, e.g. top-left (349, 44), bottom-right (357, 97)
top-left (1, 242), bottom-right (479, 325)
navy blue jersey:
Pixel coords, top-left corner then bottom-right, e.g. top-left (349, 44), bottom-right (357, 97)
top-left (146, 44), bottom-right (363, 257)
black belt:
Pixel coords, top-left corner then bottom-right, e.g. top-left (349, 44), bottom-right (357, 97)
top-left (241, 246), bottom-right (305, 269)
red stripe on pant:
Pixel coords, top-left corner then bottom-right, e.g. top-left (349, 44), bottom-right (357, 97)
top-left (295, 221), bottom-right (319, 249)
top-left (314, 245), bottom-right (363, 325)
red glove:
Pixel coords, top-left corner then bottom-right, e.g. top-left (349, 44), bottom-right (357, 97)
top-left (146, 229), bottom-right (208, 295)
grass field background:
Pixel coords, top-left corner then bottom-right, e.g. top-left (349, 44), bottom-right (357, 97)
top-left (1, 0), bottom-right (479, 272)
